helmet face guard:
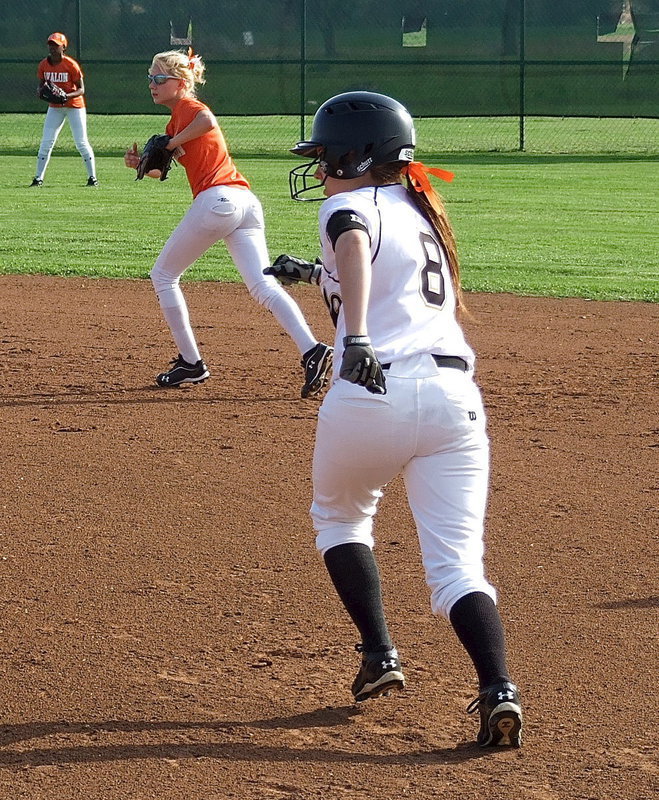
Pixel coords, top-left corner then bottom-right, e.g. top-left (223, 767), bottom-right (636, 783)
top-left (289, 91), bottom-right (416, 201)
top-left (289, 153), bottom-right (326, 201)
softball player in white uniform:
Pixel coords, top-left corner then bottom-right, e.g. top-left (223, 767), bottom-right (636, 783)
top-left (273, 91), bottom-right (523, 747)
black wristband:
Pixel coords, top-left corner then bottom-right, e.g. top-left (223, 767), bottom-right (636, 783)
top-left (343, 335), bottom-right (371, 347)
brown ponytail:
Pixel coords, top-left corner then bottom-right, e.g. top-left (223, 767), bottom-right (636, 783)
top-left (370, 162), bottom-right (465, 313)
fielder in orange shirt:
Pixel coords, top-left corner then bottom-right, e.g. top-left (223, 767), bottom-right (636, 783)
top-left (124, 49), bottom-right (332, 392)
top-left (32, 32), bottom-right (97, 187)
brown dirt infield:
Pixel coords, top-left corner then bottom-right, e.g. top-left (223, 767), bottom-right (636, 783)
top-left (0, 275), bottom-right (657, 800)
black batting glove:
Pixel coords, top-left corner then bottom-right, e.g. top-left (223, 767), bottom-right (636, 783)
top-left (339, 336), bottom-right (387, 395)
top-left (264, 254), bottom-right (323, 286)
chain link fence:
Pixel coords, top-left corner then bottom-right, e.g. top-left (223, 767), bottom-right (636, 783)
top-left (2, 0), bottom-right (658, 155)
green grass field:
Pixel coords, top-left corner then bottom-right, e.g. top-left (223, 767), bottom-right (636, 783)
top-left (1, 116), bottom-right (657, 302)
top-left (3, 113), bottom-right (659, 157)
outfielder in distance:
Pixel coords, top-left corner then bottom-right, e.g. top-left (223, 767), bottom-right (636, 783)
top-left (125, 49), bottom-right (332, 392)
top-left (266, 92), bottom-right (523, 747)
top-left (32, 32), bottom-right (98, 188)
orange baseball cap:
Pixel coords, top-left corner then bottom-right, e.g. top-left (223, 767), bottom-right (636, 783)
top-left (47, 32), bottom-right (68, 47)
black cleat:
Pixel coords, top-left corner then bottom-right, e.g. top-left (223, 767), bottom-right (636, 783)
top-left (301, 342), bottom-right (332, 398)
top-left (467, 680), bottom-right (523, 747)
top-left (351, 646), bottom-right (405, 702)
top-left (86, 176), bottom-right (99, 186)
top-left (156, 354), bottom-right (210, 387)
top-left (30, 178), bottom-right (43, 187)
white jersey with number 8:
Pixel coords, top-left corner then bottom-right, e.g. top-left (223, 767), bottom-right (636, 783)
top-left (318, 183), bottom-right (475, 372)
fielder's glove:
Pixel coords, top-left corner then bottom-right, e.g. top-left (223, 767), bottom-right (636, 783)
top-left (39, 80), bottom-right (67, 105)
top-left (264, 254), bottom-right (323, 286)
top-left (136, 134), bottom-right (175, 181)
top-left (340, 336), bottom-right (386, 395)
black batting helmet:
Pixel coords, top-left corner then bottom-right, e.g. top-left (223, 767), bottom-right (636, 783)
top-left (289, 91), bottom-right (416, 200)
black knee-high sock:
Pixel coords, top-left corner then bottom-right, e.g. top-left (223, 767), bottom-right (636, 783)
top-left (323, 543), bottom-right (393, 652)
top-left (449, 591), bottom-right (511, 690)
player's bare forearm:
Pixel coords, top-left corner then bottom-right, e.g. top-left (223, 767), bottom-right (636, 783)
top-left (335, 229), bottom-right (371, 336)
top-left (167, 109), bottom-right (216, 149)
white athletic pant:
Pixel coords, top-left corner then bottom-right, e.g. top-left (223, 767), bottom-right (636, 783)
top-left (311, 353), bottom-right (497, 619)
top-left (150, 185), bottom-right (316, 364)
top-left (35, 106), bottom-right (96, 180)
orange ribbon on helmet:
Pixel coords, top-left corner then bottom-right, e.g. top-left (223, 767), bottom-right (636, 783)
top-left (404, 161), bottom-right (454, 193)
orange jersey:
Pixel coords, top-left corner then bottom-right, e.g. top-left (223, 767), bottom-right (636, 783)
top-left (166, 97), bottom-right (250, 198)
top-left (37, 55), bottom-right (85, 108)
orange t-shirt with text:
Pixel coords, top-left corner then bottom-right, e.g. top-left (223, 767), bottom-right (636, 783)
top-left (37, 55), bottom-right (85, 108)
top-left (166, 97), bottom-right (250, 198)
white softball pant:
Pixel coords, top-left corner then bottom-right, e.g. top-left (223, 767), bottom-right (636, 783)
top-left (150, 185), bottom-right (316, 363)
top-left (311, 353), bottom-right (497, 619)
top-left (35, 106), bottom-right (96, 180)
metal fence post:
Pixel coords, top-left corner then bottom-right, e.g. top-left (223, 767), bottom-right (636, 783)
top-left (299, 0), bottom-right (307, 142)
top-left (519, 0), bottom-right (526, 151)
top-left (76, 0), bottom-right (82, 62)
top-left (519, 0), bottom-right (526, 150)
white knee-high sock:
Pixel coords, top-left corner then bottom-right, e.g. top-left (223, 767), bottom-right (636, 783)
top-left (262, 290), bottom-right (317, 355)
top-left (156, 287), bottom-right (201, 364)
top-left (81, 151), bottom-right (96, 179)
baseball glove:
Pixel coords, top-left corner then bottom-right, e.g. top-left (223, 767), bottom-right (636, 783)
top-left (264, 254), bottom-right (323, 286)
top-left (136, 134), bottom-right (175, 181)
top-left (39, 80), bottom-right (67, 105)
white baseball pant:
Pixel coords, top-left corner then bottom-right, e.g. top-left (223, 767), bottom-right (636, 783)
top-left (35, 106), bottom-right (96, 180)
top-left (311, 353), bottom-right (497, 619)
top-left (150, 185), bottom-right (316, 364)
